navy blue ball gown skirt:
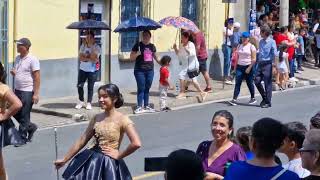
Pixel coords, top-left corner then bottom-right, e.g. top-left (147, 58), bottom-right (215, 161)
top-left (0, 118), bottom-right (26, 148)
top-left (62, 147), bottom-right (132, 180)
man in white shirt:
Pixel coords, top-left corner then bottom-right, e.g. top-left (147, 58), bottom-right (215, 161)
top-left (313, 18), bottom-right (320, 67)
top-left (11, 38), bottom-right (40, 142)
top-left (279, 122), bottom-right (311, 178)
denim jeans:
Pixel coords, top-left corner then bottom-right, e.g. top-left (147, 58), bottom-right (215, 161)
top-left (77, 70), bottom-right (97, 103)
top-left (255, 61), bottom-right (273, 105)
top-left (233, 65), bottom-right (255, 100)
top-left (296, 55), bottom-right (304, 68)
top-left (223, 44), bottom-right (232, 77)
top-left (289, 60), bottom-right (295, 78)
top-left (14, 90), bottom-right (37, 139)
top-left (134, 70), bottom-right (154, 107)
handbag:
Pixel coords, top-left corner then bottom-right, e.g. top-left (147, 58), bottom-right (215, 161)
top-left (187, 56), bottom-right (199, 79)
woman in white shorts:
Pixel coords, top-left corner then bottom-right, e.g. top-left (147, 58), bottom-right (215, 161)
top-left (276, 44), bottom-right (290, 90)
top-left (173, 31), bottom-right (207, 102)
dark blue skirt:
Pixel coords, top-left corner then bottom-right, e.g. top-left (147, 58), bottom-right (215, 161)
top-left (62, 147), bottom-right (132, 180)
top-left (0, 118), bottom-right (26, 149)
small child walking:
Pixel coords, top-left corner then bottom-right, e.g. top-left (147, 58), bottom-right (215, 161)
top-left (296, 29), bottom-right (306, 71)
top-left (276, 44), bottom-right (290, 90)
top-left (159, 55), bottom-right (174, 111)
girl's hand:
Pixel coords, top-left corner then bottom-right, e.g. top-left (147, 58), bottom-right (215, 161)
top-left (54, 159), bottom-right (67, 170)
top-left (102, 147), bottom-right (121, 160)
top-left (173, 44), bottom-right (177, 50)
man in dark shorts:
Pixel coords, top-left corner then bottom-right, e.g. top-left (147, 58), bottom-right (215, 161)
top-left (191, 31), bottom-right (212, 92)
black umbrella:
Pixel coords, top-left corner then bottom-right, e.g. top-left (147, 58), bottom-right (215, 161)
top-left (66, 19), bottom-right (110, 30)
top-left (114, 17), bottom-right (161, 33)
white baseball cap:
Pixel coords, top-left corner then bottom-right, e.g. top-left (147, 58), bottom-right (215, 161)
top-left (234, 22), bottom-right (241, 28)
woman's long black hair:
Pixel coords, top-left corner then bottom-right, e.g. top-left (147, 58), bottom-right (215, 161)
top-left (0, 62), bottom-right (6, 84)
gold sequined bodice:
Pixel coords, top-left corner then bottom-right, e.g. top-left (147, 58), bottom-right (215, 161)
top-left (93, 117), bottom-right (133, 149)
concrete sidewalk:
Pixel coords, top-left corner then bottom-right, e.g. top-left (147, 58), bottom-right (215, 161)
top-left (31, 60), bottom-right (320, 127)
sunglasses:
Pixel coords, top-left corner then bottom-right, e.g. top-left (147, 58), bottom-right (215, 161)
top-left (299, 149), bottom-right (315, 154)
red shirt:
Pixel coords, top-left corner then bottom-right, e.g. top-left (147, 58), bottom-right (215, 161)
top-left (159, 66), bottom-right (170, 86)
top-left (273, 32), bottom-right (281, 45)
top-left (276, 34), bottom-right (295, 60)
top-left (194, 32), bottom-right (208, 60)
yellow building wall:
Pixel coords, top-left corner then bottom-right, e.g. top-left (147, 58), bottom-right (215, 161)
top-left (110, 0), bottom-right (120, 55)
top-left (8, 0), bottom-right (79, 62)
top-left (152, 0), bottom-right (181, 53)
top-left (207, 1), bottom-right (227, 50)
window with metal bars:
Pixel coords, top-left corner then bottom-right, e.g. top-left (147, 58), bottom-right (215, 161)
top-left (120, 0), bottom-right (141, 52)
top-left (0, 0), bottom-right (8, 72)
top-left (181, 0), bottom-right (198, 26)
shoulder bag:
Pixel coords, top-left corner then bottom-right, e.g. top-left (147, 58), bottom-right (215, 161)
top-left (187, 56), bottom-right (199, 79)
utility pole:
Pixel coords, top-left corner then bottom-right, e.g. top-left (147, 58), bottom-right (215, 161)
top-left (280, 0), bottom-right (289, 26)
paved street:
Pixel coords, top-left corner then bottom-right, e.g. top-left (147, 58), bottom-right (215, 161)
top-left (4, 86), bottom-right (320, 180)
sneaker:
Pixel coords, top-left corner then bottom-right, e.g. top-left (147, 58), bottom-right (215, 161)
top-left (75, 101), bottom-right (85, 109)
top-left (292, 77), bottom-right (299, 82)
top-left (297, 67), bottom-right (304, 71)
top-left (144, 106), bottom-right (156, 113)
top-left (27, 123), bottom-right (38, 142)
top-left (289, 77), bottom-right (295, 82)
top-left (176, 93), bottom-right (187, 99)
top-left (86, 103), bottom-right (92, 110)
top-left (228, 99), bottom-right (237, 106)
top-left (248, 98), bottom-right (257, 105)
top-left (200, 92), bottom-right (208, 102)
top-left (160, 107), bottom-right (172, 111)
top-left (260, 100), bottom-right (266, 107)
top-left (204, 87), bottom-right (213, 93)
top-left (225, 80), bottom-right (234, 85)
top-left (261, 103), bottom-right (271, 108)
top-left (134, 107), bottom-right (144, 114)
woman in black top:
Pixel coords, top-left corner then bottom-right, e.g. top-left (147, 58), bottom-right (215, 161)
top-left (130, 30), bottom-right (160, 114)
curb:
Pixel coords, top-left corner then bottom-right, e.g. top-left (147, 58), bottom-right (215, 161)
top-left (32, 108), bottom-right (73, 118)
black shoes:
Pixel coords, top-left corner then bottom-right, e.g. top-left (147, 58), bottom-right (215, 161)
top-left (160, 107), bottom-right (172, 111)
top-left (260, 100), bottom-right (271, 108)
top-left (27, 123), bottom-right (38, 142)
top-left (261, 103), bottom-right (272, 108)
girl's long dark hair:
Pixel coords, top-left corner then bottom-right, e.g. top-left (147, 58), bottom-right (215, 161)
top-left (279, 44), bottom-right (288, 63)
top-left (0, 62), bottom-right (6, 84)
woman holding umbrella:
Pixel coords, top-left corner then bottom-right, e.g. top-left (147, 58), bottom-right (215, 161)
top-left (173, 31), bottom-right (207, 102)
top-left (130, 30), bottom-right (160, 114)
top-left (75, 31), bottom-right (101, 110)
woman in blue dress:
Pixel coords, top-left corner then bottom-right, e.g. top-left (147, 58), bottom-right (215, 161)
top-left (54, 84), bottom-right (141, 180)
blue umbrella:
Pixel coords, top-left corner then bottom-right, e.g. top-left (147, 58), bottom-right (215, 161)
top-left (114, 17), bottom-right (161, 33)
top-left (67, 19), bottom-right (110, 30)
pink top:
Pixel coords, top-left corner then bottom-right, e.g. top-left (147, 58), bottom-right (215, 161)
top-left (237, 43), bottom-right (256, 66)
top-left (194, 32), bottom-right (208, 60)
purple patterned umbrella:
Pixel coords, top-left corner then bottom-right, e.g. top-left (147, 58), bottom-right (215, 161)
top-left (159, 16), bottom-right (200, 32)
